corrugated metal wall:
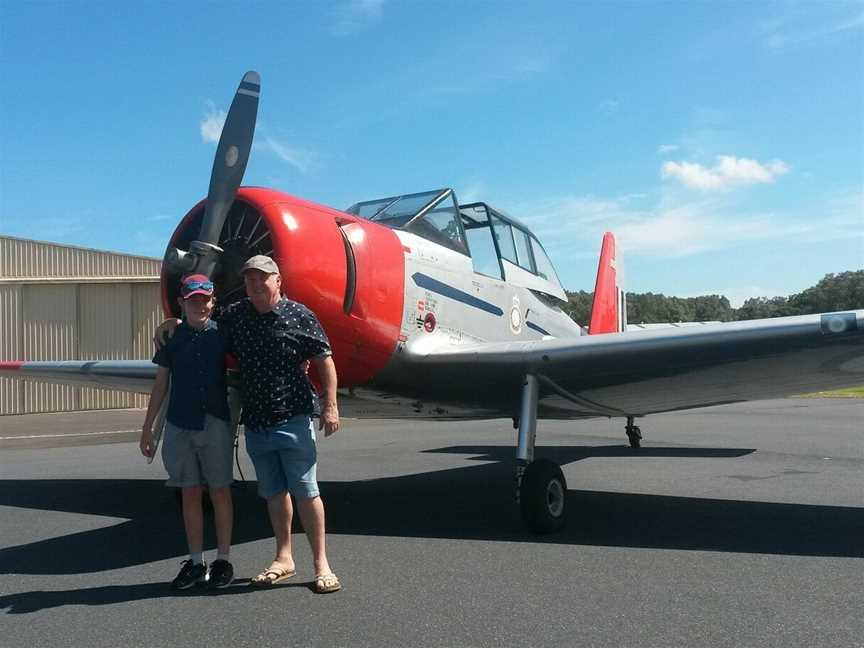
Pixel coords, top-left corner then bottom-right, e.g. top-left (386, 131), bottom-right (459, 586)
top-left (1, 236), bottom-right (160, 278)
top-left (1, 236), bottom-right (163, 415)
top-left (0, 285), bottom-right (24, 414)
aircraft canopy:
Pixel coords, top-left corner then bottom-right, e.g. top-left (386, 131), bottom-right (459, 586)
top-left (346, 188), bottom-right (565, 300)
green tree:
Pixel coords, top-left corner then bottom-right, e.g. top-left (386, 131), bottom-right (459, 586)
top-left (564, 269), bottom-right (861, 326)
top-left (788, 271), bottom-right (864, 314)
top-left (564, 290), bottom-right (593, 326)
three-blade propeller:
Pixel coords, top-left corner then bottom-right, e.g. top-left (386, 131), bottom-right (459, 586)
top-left (165, 71), bottom-right (260, 278)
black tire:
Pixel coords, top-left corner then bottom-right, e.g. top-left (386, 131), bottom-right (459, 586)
top-left (519, 459), bottom-right (567, 533)
top-left (627, 425), bottom-right (642, 449)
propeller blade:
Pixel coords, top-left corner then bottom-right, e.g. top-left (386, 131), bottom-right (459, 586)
top-left (168, 71), bottom-right (261, 278)
top-left (200, 71), bottom-right (260, 244)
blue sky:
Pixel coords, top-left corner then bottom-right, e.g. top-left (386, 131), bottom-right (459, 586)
top-left (1, 1), bottom-right (861, 306)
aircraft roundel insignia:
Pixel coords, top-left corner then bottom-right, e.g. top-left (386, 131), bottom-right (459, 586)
top-left (509, 296), bottom-right (522, 334)
top-left (820, 312), bottom-right (856, 335)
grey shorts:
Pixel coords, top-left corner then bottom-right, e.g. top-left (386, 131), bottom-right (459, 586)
top-left (162, 415), bottom-right (234, 489)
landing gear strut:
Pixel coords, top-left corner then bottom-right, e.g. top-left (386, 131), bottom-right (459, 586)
top-left (625, 415), bottom-right (642, 449)
top-left (514, 374), bottom-right (566, 533)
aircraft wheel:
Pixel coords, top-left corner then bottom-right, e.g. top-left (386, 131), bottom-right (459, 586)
top-left (520, 459), bottom-right (567, 533)
top-left (627, 425), bottom-right (642, 449)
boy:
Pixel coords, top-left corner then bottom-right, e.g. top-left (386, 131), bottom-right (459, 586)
top-left (140, 274), bottom-right (235, 590)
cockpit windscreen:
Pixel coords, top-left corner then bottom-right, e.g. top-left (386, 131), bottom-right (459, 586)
top-left (346, 190), bottom-right (444, 228)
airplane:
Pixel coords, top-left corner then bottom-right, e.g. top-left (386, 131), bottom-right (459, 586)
top-left (2, 71), bottom-right (862, 533)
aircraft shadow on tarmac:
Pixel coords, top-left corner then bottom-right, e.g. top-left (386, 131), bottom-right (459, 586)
top-left (1, 442), bottom-right (861, 591)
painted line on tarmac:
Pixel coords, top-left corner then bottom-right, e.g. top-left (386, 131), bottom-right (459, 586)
top-left (0, 429), bottom-right (138, 440)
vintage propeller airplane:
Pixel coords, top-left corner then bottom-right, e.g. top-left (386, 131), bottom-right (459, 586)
top-left (2, 72), bottom-right (863, 532)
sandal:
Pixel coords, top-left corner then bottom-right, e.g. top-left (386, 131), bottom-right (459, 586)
top-left (313, 573), bottom-right (341, 594)
top-left (250, 564), bottom-right (296, 587)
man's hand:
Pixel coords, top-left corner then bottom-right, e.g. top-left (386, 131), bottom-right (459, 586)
top-left (311, 354), bottom-right (339, 437)
top-left (140, 427), bottom-right (155, 458)
top-left (319, 401), bottom-right (340, 437)
top-left (153, 319), bottom-right (181, 350)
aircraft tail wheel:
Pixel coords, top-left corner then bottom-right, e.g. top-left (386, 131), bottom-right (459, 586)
top-left (520, 459), bottom-right (567, 533)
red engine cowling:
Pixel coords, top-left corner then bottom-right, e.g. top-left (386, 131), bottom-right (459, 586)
top-left (162, 187), bottom-right (405, 388)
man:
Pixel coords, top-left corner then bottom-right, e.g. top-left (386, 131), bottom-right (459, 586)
top-left (156, 255), bottom-right (341, 593)
top-left (141, 274), bottom-right (235, 590)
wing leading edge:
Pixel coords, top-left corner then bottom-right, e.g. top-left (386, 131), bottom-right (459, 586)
top-left (394, 310), bottom-right (864, 418)
top-left (0, 360), bottom-right (158, 394)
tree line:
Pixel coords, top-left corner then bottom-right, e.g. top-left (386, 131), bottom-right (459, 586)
top-left (564, 270), bottom-right (864, 326)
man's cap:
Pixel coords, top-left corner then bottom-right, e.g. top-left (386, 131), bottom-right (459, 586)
top-left (241, 255), bottom-right (279, 275)
top-left (180, 274), bottom-right (215, 299)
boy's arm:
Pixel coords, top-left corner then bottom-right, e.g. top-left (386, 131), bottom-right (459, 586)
top-left (311, 354), bottom-right (339, 437)
top-left (140, 366), bottom-right (170, 458)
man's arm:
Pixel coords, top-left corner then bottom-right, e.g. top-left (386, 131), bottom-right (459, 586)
top-left (311, 354), bottom-right (339, 437)
top-left (140, 366), bottom-right (170, 457)
top-left (153, 319), bottom-right (181, 350)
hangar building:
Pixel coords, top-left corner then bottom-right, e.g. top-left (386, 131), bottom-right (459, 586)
top-left (1, 235), bottom-right (162, 415)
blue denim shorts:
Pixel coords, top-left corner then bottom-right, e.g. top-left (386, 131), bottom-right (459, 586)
top-left (244, 415), bottom-right (319, 499)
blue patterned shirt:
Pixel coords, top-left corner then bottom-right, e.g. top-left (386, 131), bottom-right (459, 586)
top-left (220, 297), bottom-right (331, 429)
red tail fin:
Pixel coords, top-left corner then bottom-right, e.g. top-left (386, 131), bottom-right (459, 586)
top-left (588, 232), bottom-right (626, 334)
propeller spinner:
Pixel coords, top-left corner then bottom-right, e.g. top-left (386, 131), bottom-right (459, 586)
top-left (166, 71), bottom-right (261, 278)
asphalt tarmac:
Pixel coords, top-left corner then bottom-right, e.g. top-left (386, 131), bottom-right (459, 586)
top-left (1, 398), bottom-right (862, 648)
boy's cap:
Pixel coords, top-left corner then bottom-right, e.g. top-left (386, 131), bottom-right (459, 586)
top-left (180, 274), bottom-right (214, 299)
top-left (241, 255), bottom-right (279, 275)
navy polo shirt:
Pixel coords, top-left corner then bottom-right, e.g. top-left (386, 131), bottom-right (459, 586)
top-left (152, 319), bottom-right (230, 430)
top-left (220, 297), bottom-right (331, 429)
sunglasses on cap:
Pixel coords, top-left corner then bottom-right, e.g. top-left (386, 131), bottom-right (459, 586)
top-left (181, 280), bottom-right (214, 294)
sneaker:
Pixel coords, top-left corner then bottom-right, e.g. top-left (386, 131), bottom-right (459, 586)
top-left (171, 560), bottom-right (209, 590)
top-left (207, 559), bottom-right (234, 590)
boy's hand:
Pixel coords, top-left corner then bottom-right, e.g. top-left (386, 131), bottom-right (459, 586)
top-left (319, 401), bottom-right (340, 437)
top-left (140, 428), bottom-right (155, 458)
top-left (153, 319), bottom-right (181, 350)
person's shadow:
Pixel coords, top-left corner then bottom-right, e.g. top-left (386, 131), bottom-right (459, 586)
top-left (2, 442), bottom-right (862, 613)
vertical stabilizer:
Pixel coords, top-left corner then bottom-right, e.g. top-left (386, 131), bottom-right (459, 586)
top-left (588, 232), bottom-right (625, 334)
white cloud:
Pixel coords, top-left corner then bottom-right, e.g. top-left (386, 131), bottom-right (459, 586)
top-left (662, 155), bottom-right (790, 190)
top-left (614, 205), bottom-right (778, 256)
top-left (758, 9), bottom-right (864, 50)
top-left (513, 55), bottom-right (551, 76)
top-left (457, 181), bottom-right (489, 204)
top-left (200, 99), bottom-right (320, 174)
top-left (258, 136), bottom-right (320, 175)
top-left (657, 144), bottom-right (679, 155)
top-left (599, 99), bottom-right (620, 116)
top-left (200, 106), bottom-right (226, 143)
top-left (330, 0), bottom-right (385, 36)
top-left (510, 187), bottom-right (853, 261)
top-left (421, 41), bottom-right (555, 98)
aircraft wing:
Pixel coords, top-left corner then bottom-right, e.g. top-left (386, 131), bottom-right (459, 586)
top-left (403, 310), bottom-right (864, 418)
top-left (0, 360), bottom-right (157, 394)
top-left (2, 311), bottom-right (862, 420)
